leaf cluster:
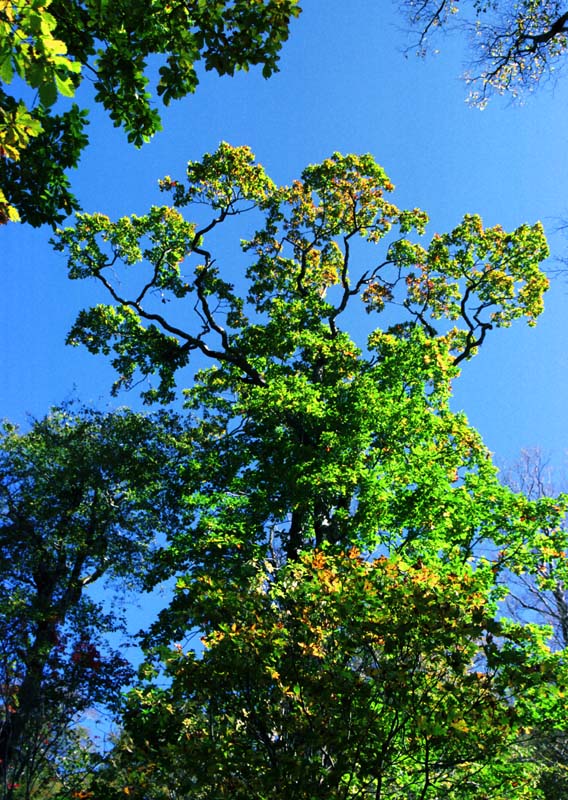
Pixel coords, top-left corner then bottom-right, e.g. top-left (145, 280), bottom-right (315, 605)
top-left (102, 553), bottom-right (568, 799)
top-left (0, 0), bottom-right (301, 225)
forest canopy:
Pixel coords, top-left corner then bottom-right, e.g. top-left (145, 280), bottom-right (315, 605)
top-left (43, 144), bottom-right (568, 798)
top-left (2, 2), bottom-right (568, 799)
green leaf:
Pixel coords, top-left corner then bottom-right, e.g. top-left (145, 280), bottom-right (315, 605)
top-left (38, 79), bottom-right (57, 106)
top-left (0, 53), bottom-right (13, 83)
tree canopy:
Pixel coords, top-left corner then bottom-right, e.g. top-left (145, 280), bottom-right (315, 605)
top-left (0, 0), bottom-right (301, 226)
top-left (0, 0), bottom-right (566, 794)
top-left (51, 144), bottom-right (568, 798)
top-left (0, 404), bottom-right (184, 799)
top-left (399, 0), bottom-right (568, 106)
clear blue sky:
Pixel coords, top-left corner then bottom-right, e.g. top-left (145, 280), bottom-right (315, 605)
top-left (2, 0), bottom-right (568, 473)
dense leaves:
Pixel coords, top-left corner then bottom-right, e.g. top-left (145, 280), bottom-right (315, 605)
top-left (0, 97), bottom-right (88, 226)
top-left (0, 0), bottom-right (301, 225)
top-left (51, 146), bottom-right (568, 797)
top-left (0, 404), bottom-right (184, 799)
top-left (53, 143), bottom-right (557, 570)
top-left (103, 552), bottom-right (568, 799)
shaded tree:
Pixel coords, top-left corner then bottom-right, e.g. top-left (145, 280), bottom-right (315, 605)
top-left (0, 404), bottom-right (184, 799)
top-left (500, 448), bottom-right (567, 646)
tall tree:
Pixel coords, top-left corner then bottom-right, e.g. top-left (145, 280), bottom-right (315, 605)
top-left (0, 0), bottom-right (301, 226)
top-left (0, 404), bottom-right (184, 799)
top-left (399, 0), bottom-right (568, 106)
top-left (54, 144), bottom-right (568, 797)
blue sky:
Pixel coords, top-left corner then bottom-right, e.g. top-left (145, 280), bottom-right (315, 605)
top-left (2, 0), bottom-right (568, 472)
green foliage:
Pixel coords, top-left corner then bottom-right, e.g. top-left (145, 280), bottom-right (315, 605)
top-left (0, 0), bottom-right (301, 225)
top-left (0, 0), bottom-right (80, 114)
top-left (55, 143), bottom-right (549, 403)
top-left (0, 0), bottom-right (84, 223)
top-left (102, 553), bottom-right (568, 799)
top-left (0, 404), bottom-right (184, 799)
top-left (0, 97), bottom-right (88, 226)
top-left (53, 145), bottom-right (568, 797)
